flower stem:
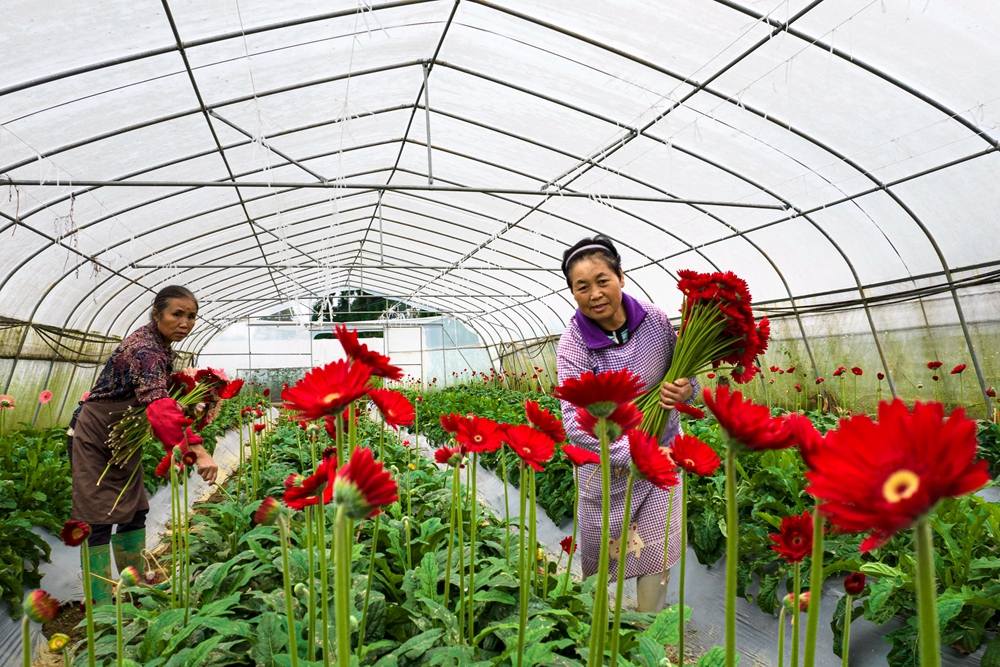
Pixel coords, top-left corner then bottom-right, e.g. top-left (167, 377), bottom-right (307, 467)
top-left (81, 540), bottom-right (96, 667)
top-left (609, 474), bottom-right (636, 667)
top-left (792, 562), bottom-right (801, 667)
top-left (724, 441), bottom-right (738, 667)
top-left (841, 594), bottom-right (853, 667)
top-left (501, 445), bottom-right (511, 567)
top-left (306, 506), bottom-right (316, 663)
top-left (457, 463), bottom-right (466, 646)
top-left (588, 418), bottom-right (612, 667)
top-left (468, 453), bottom-right (478, 647)
top-left (529, 469), bottom-right (538, 597)
top-left (516, 463), bottom-right (528, 667)
top-left (663, 486), bottom-right (674, 588)
top-left (21, 615), bottom-right (29, 667)
top-left (183, 468), bottom-right (191, 625)
top-left (318, 497), bottom-right (331, 667)
top-left (277, 517), bottom-right (299, 667)
top-left (678, 471), bottom-right (688, 667)
top-left (357, 512), bottom-right (380, 659)
top-left (915, 517), bottom-right (941, 667)
top-left (333, 506), bottom-right (351, 667)
top-left (804, 506), bottom-right (824, 667)
top-left (445, 466), bottom-right (459, 610)
top-left (117, 576), bottom-right (125, 667)
top-left (561, 467), bottom-right (579, 596)
top-left (778, 605), bottom-right (786, 667)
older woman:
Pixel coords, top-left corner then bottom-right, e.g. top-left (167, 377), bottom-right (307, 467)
top-left (556, 235), bottom-right (697, 613)
top-left (70, 285), bottom-right (218, 604)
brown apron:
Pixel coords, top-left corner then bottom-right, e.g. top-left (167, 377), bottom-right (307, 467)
top-left (71, 397), bottom-right (150, 525)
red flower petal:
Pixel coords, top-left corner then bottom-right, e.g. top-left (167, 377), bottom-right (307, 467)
top-left (561, 443), bottom-right (601, 467)
top-left (456, 414), bottom-right (503, 454)
top-left (673, 402), bottom-right (705, 420)
top-left (702, 385), bottom-right (796, 451)
top-left (669, 434), bottom-right (720, 477)
top-left (334, 446), bottom-right (398, 520)
top-left (59, 520), bottom-right (91, 547)
top-left (627, 428), bottom-right (678, 490)
top-left (502, 424), bottom-right (556, 472)
top-left (525, 400), bottom-right (566, 444)
top-left (768, 510), bottom-right (814, 563)
top-left (369, 388), bottom-right (415, 430)
top-left (554, 369), bottom-right (645, 418)
top-left (281, 359), bottom-right (372, 422)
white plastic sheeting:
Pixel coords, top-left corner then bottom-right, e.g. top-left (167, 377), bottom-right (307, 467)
top-left (1, 0), bottom-right (999, 410)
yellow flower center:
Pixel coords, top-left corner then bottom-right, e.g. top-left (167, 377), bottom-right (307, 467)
top-left (684, 458), bottom-right (695, 469)
top-left (882, 469), bottom-right (920, 503)
top-left (474, 435), bottom-right (483, 442)
top-left (323, 392), bottom-right (342, 405)
top-left (523, 447), bottom-right (531, 455)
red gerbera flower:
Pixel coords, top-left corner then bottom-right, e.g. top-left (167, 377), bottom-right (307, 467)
top-left (369, 388), bottom-right (415, 430)
top-left (334, 324), bottom-right (404, 380)
top-left (794, 384), bottom-right (802, 392)
top-left (263, 388), bottom-right (271, 397)
top-left (927, 361), bottom-right (943, 370)
top-left (561, 443), bottom-right (601, 467)
top-left (24, 590), bottom-right (60, 624)
top-left (169, 371), bottom-right (197, 395)
top-left (154, 453), bottom-right (180, 478)
top-left (525, 400), bottom-right (566, 444)
top-left (951, 364), bottom-right (967, 375)
top-left (669, 434), bottom-right (720, 477)
top-left (281, 359), bottom-right (372, 422)
top-left (702, 386), bottom-right (796, 451)
top-left (805, 399), bottom-right (990, 552)
top-left (769, 510), bottom-right (814, 563)
top-left (60, 520), bottom-right (91, 547)
top-left (254, 423), bottom-right (266, 433)
top-left (254, 497), bottom-right (281, 525)
top-left (456, 414), bottom-right (503, 454)
top-left (987, 386), bottom-right (996, 398)
top-left (440, 413), bottom-right (462, 435)
top-left (844, 572), bottom-right (866, 596)
top-left (784, 413), bottom-right (824, 468)
top-left (706, 373), bottom-right (716, 379)
top-left (786, 366), bottom-right (796, 373)
top-left (560, 536), bottom-right (577, 555)
top-left (334, 446), bottom-right (398, 520)
top-left (832, 366), bottom-right (846, 377)
top-left (576, 403), bottom-right (643, 442)
top-left (322, 407), bottom-right (355, 440)
top-left (673, 402), bottom-right (705, 420)
top-left (181, 448), bottom-right (198, 467)
top-left (283, 459), bottom-right (335, 510)
top-left (553, 368), bottom-right (645, 418)
top-left (815, 377), bottom-right (825, 384)
top-left (627, 428), bottom-right (678, 490)
top-left (851, 367), bottom-right (863, 376)
top-left (434, 445), bottom-right (463, 467)
top-left (503, 424), bottom-right (556, 472)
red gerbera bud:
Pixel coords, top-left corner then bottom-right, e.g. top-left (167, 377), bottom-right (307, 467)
top-left (851, 366), bottom-right (863, 376)
top-left (786, 366), bottom-right (796, 373)
top-left (702, 386), bottom-right (796, 451)
top-left (502, 424), bottom-right (556, 472)
top-left (456, 414), bottom-right (503, 454)
top-left (181, 449), bottom-right (198, 466)
top-left (987, 386), bottom-right (996, 398)
top-left (254, 497), bottom-right (282, 525)
top-left (553, 368), bottom-right (645, 419)
top-left (932, 375), bottom-right (939, 382)
top-left (334, 446), bottom-right (398, 520)
top-left (673, 402), bottom-right (705, 420)
top-left (877, 372), bottom-right (885, 381)
top-left (794, 384), bottom-right (802, 392)
top-left (25, 590), bottom-right (60, 623)
top-left (805, 399), bottom-right (990, 552)
top-left (951, 364), bottom-right (967, 375)
top-left (627, 428), bottom-right (678, 490)
top-left (706, 373), bottom-right (716, 379)
top-left (435, 445), bottom-right (464, 467)
top-left (60, 520), bottom-right (91, 547)
top-left (525, 400), bottom-right (566, 444)
top-left (927, 360), bottom-right (943, 370)
top-left (369, 388), bottom-right (415, 430)
top-left (560, 536), bottom-right (577, 555)
top-left (815, 377), bottom-right (825, 384)
top-left (281, 359), bottom-right (373, 422)
top-left (263, 388), bottom-right (271, 397)
top-left (783, 591), bottom-right (810, 614)
top-left (561, 443), bottom-right (601, 467)
top-left (254, 423), bottom-right (266, 433)
top-left (769, 510), bottom-right (814, 563)
top-left (844, 572), bottom-right (866, 596)
top-left (284, 473), bottom-right (304, 492)
top-left (669, 434), bottom-right (720, 477)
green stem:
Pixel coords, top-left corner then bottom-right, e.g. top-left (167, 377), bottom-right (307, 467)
top-left (915, 517), bottom-right (941, 667)
top-left (778, 605), bottom-right (786, 667)
top-left (501, 444), bottom-right (511, 567)
top-left (588, 418), bottom-right (612, 667)
top-left (406, 427), bottom-right (413, 572)
top-left (516, 463), bottom-right (528, 667)
top-left (117, 575), bottom-right (125, 667)
top-left (318, 497), bottom-right (331, 667)
top-left (804, 506), bottom-right (824, 667)
top-left (21, 615), bottom-right (29, 667)
top-left (469, 453), bottom-right (478, 647)
top-left (841, 594), bottom-right (852, 667)
top-left (183, 468), bottom-right (191, 625)
top-left (280, 517), bottom-right (300, 667)
top-left (792, 562), bottom-right (801, 667)
top-left (679, 471), bottom-right (688, 667)
top-left (357, 512), bottom-right (381, 659)
top-left (457, 460), bottom-right (466, 646)
top-left (445, 466), bottom-right (459, 610)
top-left (306, 506), bottom-right (316, 662)
top-left (725, 442), bottom-right (738, 667)
top-left (663, 486), bottom-right (675, 587)
top-left (609, 474), bottom-right (636, 667)
top-left (81, 540), bottom-right (96, 667)
top-left (561, 467), bottom-right (579, 596)
top-left (529, 469), bottom-right (538, 597)
top-left (169, 462), bottom-right (178, 609)
top-left (334, 507), bottom-right (351, 667)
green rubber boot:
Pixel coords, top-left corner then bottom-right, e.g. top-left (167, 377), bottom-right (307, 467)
top-left (85, 543), bottom-right (113, 607)
top-left (111, 529), bottom-right (146, 579)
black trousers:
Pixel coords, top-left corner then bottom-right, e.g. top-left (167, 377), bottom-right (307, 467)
top-left (87, 509), bottom-right (148, 547)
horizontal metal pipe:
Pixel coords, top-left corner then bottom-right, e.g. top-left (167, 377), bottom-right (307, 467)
top-left (3, 179), bottom-right (786, 208)
top-left (131, 263), bottom-right (560, 271)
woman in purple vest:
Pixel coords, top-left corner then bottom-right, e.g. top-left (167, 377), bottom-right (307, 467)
top-left (556, 235), bottom-right (697, 613)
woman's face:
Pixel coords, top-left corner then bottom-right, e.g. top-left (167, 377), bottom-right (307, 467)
top-left (154, 298), bottom-right (198, 343)
top-left (567, 256), bottom-right (626, 330)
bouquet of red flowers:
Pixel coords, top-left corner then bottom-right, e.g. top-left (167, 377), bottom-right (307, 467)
top-left (636, 270), bottom-right (769, 436)
top-left (106, 368), bottom-right (243, 468)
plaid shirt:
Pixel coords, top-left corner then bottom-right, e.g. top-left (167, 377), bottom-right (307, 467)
top-left (557, 293), bottom-right (699, 581)
top-left (87, 322), bottom-right (175, 406)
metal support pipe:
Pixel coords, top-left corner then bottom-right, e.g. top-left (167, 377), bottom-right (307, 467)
top-left (422, 61), bottom-right (434, 185)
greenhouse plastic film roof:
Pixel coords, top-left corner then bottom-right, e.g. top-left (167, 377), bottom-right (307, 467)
top-left (2, 0), bottom-right (1000, 395)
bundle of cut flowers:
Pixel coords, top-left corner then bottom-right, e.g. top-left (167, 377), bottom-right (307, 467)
top-left (107, 368), bottom-right (244, 467)
top-left (637, 270), bottom-right (769, 436)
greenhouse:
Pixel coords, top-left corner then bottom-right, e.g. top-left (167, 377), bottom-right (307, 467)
top-left (2, 1), bottom-right (999, 666)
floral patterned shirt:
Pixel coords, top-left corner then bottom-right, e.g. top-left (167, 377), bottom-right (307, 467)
top-left (86, 322), bottom-right (176, 406)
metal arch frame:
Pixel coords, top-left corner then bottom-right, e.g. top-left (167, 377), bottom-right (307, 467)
top-left (0, 1), bottom-right (996, 408)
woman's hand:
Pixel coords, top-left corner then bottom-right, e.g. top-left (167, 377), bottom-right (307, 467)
top-left (659, 377), bottom-right (694, 411)
top-left (188, 444), bottom-right (219, 484)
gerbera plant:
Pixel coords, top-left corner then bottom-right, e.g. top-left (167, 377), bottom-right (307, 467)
top-left (636, 270), bottom-right (770, 437)
top-left (22, 590), bottom-right (59, 667)
top-left (841, 573), bottom-right (866, 667)
top-left (559, 444), bottom-right (600, 596)
top-left (805, 400), bottom-right (990, 667)
top-left (61, 520), bottom-right (96, 667)
top-left (769, 511), bottom-right (814, 667)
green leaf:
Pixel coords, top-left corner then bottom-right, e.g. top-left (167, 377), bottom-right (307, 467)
top-left (251, 612), bottom-right (288, 667)
top-left (523, 638), bottom-right (574, 666)
top-left (937, 588), bottom-right (968, 627)
top-left (631, 636), bottom-right (667, 667)
top-left (696, 646), bottom-right (739, 667)
top-left (417, 551), bottom-right (439, 601)
top-left (397, 628), bottom-right (443, 660)
top-left (473, 589), bottom-right (516, 604)
top-left (981, 635), bottom-right (1000, 667)
top-left (182, 635), bottom-right (222, 667)
top-left (642, 604), bottom-right (687, 646)
top-left (859, 562), bottom-right (908, 581)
